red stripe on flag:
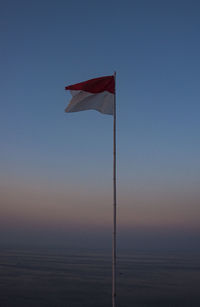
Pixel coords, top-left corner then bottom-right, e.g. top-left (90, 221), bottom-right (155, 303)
top-left (65, 75), bottom-right (115, 94)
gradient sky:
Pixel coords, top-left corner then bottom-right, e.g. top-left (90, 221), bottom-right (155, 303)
top-left (1, 0), bottom-right (200, 250)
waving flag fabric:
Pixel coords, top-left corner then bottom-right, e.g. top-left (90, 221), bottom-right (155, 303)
top-left (65, 75), bottom-right (115, 115)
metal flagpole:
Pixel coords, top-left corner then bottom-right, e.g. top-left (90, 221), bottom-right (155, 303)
top-left (112, 71), bottom-right (117, 307)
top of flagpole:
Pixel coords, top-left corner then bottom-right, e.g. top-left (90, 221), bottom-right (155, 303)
top-left (114, 71), bottom-right (116, 96)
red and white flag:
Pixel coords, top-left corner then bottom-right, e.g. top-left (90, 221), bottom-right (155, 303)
top-left (65, 75), bottom-right (115, 115)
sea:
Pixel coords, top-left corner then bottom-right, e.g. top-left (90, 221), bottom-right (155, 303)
top-left (0, 247), bottom-right (200, 307)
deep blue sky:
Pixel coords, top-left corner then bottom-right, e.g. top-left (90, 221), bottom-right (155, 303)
top-left (1, 0), bottom-right (200, 249)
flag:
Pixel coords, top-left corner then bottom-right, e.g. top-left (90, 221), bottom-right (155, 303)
top-left (65, 75), bottom-right (115, 115)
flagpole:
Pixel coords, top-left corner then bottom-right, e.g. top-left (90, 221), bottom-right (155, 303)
top-left (112, 71), bottom-right (117, 307)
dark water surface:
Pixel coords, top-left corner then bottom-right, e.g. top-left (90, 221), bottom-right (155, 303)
top-left (0, 247), bottom-right (200, 306)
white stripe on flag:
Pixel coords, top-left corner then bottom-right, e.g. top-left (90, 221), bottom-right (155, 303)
top-left (65, 90), bottom-right (114, 115)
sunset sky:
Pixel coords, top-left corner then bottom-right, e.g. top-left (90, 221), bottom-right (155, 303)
top-left (1, 0), bottom-right (200, 250)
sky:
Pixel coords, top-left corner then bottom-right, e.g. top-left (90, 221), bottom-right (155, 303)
top-left (1, 0), bottom-right (200, 250)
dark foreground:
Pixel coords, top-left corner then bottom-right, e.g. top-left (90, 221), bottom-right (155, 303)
top-left (0, 247), bottom-right (200, 307)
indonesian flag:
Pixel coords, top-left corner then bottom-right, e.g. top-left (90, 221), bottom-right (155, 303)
top-left (65, 75), bottom-right (115, 115)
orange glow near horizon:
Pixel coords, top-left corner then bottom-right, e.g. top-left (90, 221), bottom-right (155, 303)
top-left (1, 176), bottom-right (200, 235)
